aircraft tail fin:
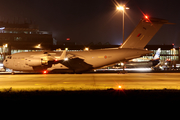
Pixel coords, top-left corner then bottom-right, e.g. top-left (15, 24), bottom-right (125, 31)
top-left (60, 50), bottom-right (66, 60)
top-left (153, 48), bottom-right (161, 60)
top-left (120, 17), bottom-right (169, 49)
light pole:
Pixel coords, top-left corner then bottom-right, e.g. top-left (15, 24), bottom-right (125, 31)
top-left (116, 5), bottom-right (129, 74)
top-left (117, 5), bottom-right (129, 43)
top-left (173, 48), bottom-right (176, 68)
top-left (2, 44), bottom-right (8, 61)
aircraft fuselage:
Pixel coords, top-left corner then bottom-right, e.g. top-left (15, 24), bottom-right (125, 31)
top-left (3, 48), bottom-right (152, 73)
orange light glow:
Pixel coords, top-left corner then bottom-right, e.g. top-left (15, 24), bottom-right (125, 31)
top-left (118, 85), bottom-right (122, 89)
top-left (43, 70), bottom-right (48, 74)
top-left (145, 15), bottom-right (148, 19)
top-left (117, 6), bottom-right (124, 11)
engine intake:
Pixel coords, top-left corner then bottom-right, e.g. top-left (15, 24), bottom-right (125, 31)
top-left (25, 58), bottom-right (48, 66)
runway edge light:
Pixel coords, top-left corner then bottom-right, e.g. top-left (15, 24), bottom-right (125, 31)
top-left (118, 85), bottom-right (122, 89)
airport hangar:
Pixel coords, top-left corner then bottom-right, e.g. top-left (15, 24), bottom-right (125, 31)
top-left (0, 21), bottom-right (179, 68)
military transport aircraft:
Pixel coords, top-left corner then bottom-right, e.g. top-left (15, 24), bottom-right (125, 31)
top-left (3, 17), bottom-right (170, 74)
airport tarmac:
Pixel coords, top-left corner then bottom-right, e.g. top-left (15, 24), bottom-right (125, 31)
top-left (0, 73), bottom-right (180, 91)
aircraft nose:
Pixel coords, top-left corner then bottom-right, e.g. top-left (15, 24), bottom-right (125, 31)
top-left (3, 59), bottom-right (7, 67)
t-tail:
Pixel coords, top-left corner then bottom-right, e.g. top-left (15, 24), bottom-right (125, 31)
top-left (120, 17), bottom-right (169, 49)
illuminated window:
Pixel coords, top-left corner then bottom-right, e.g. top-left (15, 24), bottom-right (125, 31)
top-left (13, 50), bottom-right (18, 54)
top-left (14, 31), bottom-right (18, 33)
top-left (24, 31), bottom-right (28, 34)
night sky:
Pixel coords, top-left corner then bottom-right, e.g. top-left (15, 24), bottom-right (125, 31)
top-left (0, 0), bottom-right (179, 47)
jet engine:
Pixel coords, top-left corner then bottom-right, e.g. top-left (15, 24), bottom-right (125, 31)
top-left (25, 58), bottom-right (48, 66)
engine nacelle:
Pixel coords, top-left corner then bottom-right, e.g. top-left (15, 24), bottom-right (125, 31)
top-left (25, 58), bottom-right (48, 66)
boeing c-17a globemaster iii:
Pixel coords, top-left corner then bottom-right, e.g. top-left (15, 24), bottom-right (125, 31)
top-left (3, 17), bottom-right (170, 74)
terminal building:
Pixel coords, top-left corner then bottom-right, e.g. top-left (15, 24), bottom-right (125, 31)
top-left (145, 45), bottom-right (179, 62)
top-left (0, 21), bottom-right (54, 62)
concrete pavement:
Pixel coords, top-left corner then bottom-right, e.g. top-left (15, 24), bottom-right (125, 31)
top-left (0, 73), bottom-right (180, 91)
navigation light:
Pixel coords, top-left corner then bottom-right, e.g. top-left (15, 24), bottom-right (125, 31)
top-left (145, 15), bottom-right (148, 19)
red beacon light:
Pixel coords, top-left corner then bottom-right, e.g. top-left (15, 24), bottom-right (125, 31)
top-left (66, 38), bottom-right (70, 41)
top-left (145, 15), bottom-right (148, 19)
top-left (43, 70), bottom-right (48, 74)
top-left (144, 15), bottom-right (150, 22)
top-left (55, 58), bottom-right (58, 62)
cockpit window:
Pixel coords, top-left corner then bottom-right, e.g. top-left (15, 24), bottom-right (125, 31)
top-left (7, 56), bottom-right (12, 59)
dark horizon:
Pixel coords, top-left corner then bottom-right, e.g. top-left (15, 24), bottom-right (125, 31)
top-left (0, 0), bottom-right (179, 47)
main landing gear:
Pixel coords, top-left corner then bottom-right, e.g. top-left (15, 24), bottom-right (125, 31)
top-left (11, 70), bottom-right (15, 75)
top-left (118, 61), bottom-right (127, 74)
